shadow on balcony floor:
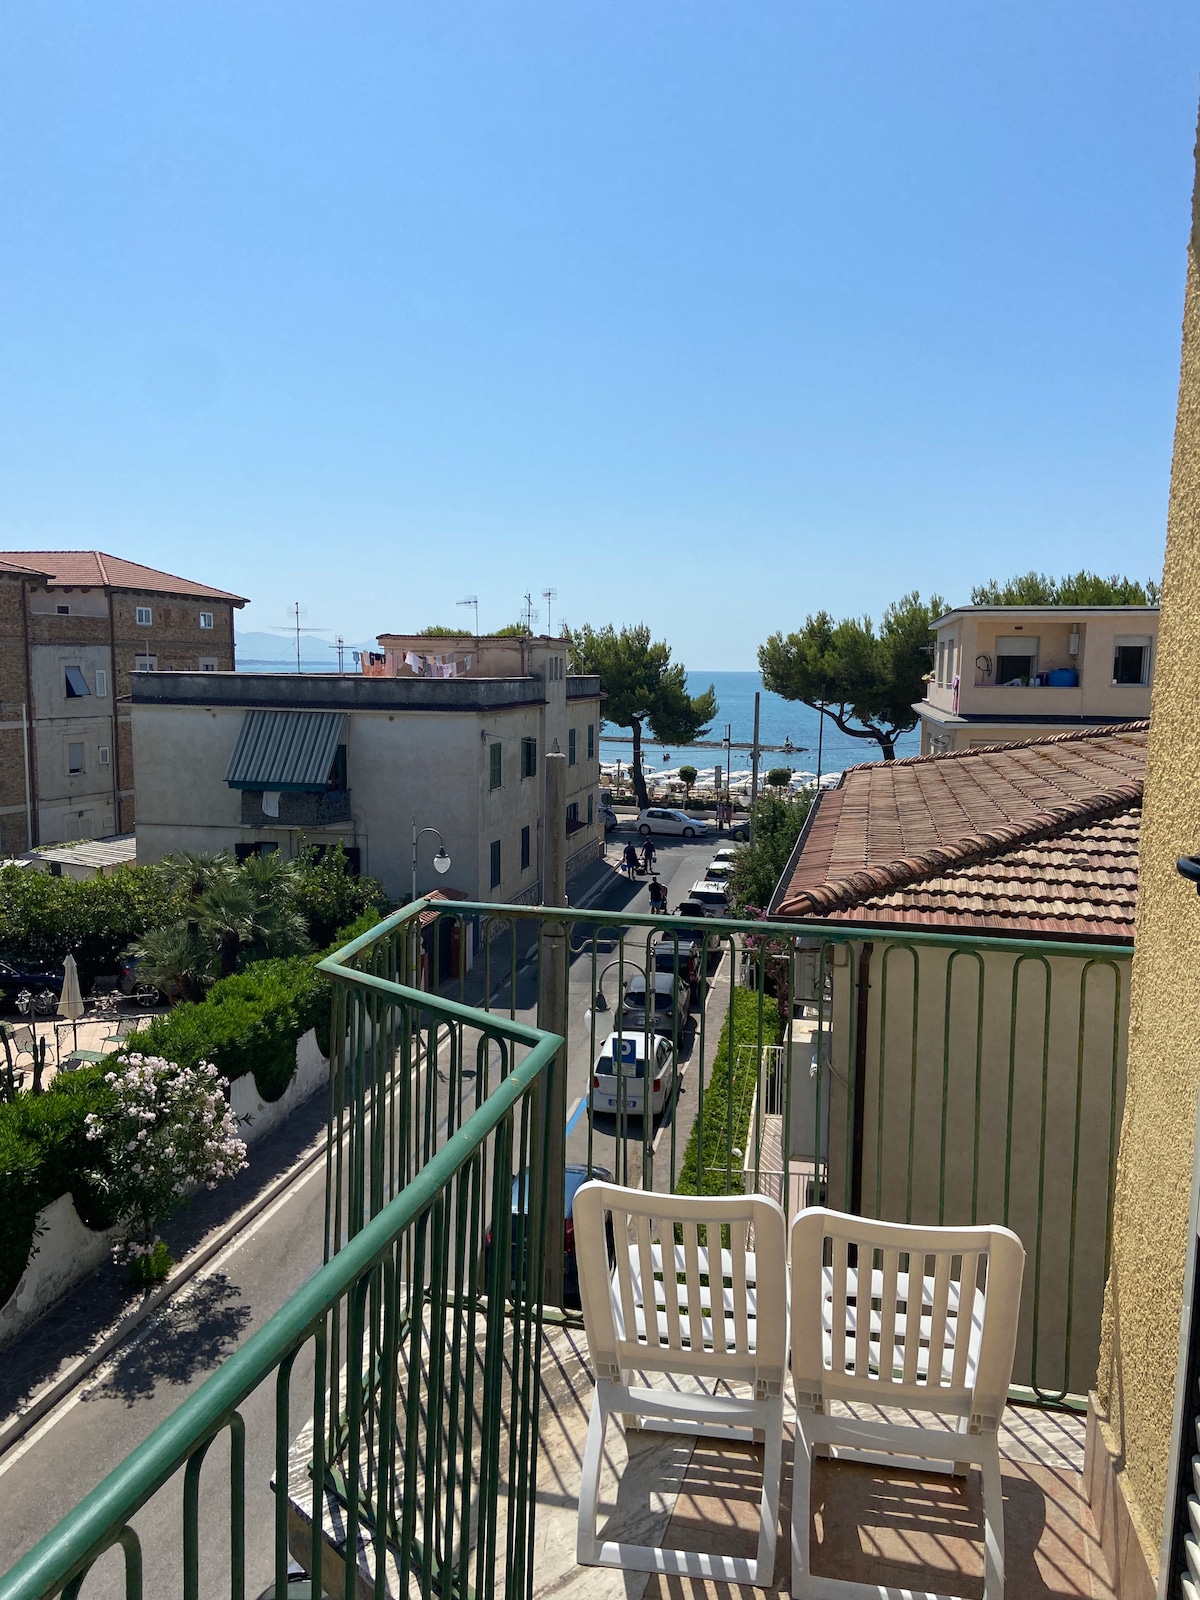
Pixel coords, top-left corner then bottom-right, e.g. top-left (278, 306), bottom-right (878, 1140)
top-left (536, 1329), bottom-right (1113, 1600)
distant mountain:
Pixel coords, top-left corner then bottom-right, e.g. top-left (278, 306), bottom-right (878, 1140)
top-left (235, 631), bottom-right (377, 669)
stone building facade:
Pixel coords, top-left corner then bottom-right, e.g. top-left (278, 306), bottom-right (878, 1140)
top-left (0, 551), bottom-right (244, 850)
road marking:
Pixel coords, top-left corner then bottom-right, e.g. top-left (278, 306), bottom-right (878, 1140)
top-left (0, 1152), bottom-right (328, 1477)
top-left (565, 1095), bottom-right (587, 1137)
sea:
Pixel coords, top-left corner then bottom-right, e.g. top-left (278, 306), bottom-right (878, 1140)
top-left (600, 670), bottom-right (919, 782)
top-left (234, 652), bottom-right (918, 782)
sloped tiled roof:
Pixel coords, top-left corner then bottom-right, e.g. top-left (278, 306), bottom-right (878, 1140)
top-left (775, 724), bottom-right (1147, 943)
top-left (0, 551), bottom-right (245, 603)
top-left (0, 557), bottom-right (53, 579)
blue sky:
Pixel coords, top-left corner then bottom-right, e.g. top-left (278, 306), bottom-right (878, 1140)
top-left (1, 3), bottom-right (1197, 668)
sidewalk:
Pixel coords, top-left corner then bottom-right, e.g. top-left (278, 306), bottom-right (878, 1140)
top-left (0, 1090), bottom-right (327, 1433)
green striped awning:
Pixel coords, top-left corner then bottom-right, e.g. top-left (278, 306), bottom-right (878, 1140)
top-left (225, 710), bottom-right (345, 793)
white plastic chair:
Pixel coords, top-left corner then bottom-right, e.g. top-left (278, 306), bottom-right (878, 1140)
top-left (574, 1180), bottom-right (788, 1587)
top-left (790, 1208), bottom-right (1025, 1600)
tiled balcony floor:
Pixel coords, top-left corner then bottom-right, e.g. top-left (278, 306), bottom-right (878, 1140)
top-left (535, 1327), bottom-right (1114, 1600)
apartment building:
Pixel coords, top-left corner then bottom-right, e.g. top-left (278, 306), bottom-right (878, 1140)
top-left (0, 551), bottom-right (245, 851)
top-left (130, 633), bottom-right (604, 904)
top-left (913, 603), bottom-right (1159, 754)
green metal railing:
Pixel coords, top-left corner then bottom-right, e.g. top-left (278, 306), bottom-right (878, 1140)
top-left (392, 899), bottom-right (1130, 1402)
top-left (0, 898), bottom-right (1131, 1600)
top-left (0, 932), bottom-right (560, 1600)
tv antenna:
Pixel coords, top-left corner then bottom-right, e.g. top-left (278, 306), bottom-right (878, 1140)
top-left (457, 595), bottom-right (479, 635)
top-left (521, 592), bottom-right (539, 633)
top-left (269, 602), bottom-right (330, 673)
top-left (541, 588), bottom-right (558, 637)
top-left (336, 635), bottom-right (345, 673)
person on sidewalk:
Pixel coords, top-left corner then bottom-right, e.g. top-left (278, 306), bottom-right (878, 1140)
top-left (641, 839), bottom-right (656, 874)
top-left (622, 841), bottom-right (641, 877)
top-left (648, 877), bottom-right (667, 913)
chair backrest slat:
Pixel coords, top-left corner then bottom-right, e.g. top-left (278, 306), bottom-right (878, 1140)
top-left (792, 1208), bottom-right (1025, 1425)
top-left (575, 1181), bottom-right (787, 1389)
top-left (950, 1253), bottom-right (979, 1390)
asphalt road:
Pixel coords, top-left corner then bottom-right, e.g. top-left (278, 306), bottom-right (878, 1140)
top-left (0, 829), bottom-right (727, 1595)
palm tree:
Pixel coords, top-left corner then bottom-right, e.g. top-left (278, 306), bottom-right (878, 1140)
top-left (131, 921), bottom-right (215, 1004)
top-left (156, 850), bottom-right (234, 903)
top-left (195, 867), bottom-right (311, 979)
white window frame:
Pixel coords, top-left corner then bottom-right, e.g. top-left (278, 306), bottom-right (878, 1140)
top-left (133, 653), bottom-right (157, 672)
top-left (199, 611), bottom-right (214, 630)
top-left (199, 657), bottom-right (218, 672)
top-left (95, 668), bottom-right (108, 698)
top-left (135, 606), bottom-right (153, 626)
top-left (99, 746), bottom-right (110, 767)
top-left (66, 741), bottom-right (85, 775)
top-left (1112, 635), bottom-right (1152, 687)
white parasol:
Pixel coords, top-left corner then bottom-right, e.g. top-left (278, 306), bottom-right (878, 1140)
top-left (57, 952), bottom-right (85, 1052)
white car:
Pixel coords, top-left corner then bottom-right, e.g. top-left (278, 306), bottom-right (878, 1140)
top-left (687, 880), bottom-right (730, 914)
top-left (589, 1031), bottom-right (676, 1117)
top-left (636, 807), bottom-right (709, 838)
top-left (710, 847), bottom-right (738, 867)
top-left (704, 860), bottom-right (735, 883)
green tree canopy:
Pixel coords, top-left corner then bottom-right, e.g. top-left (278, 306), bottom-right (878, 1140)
top-left (970, 570), bottom-right (1161, 606)
top-left (759, 590), bottom-right (944, 762)
top-left (569, 624), bottom-right (717, 808)
top-left (416, 624), bottom-right (471, 637)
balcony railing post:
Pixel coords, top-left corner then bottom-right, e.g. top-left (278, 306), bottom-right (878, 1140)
top-left (536, 750), bottom-right (568, 1306)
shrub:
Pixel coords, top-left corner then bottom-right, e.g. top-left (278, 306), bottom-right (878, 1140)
top-left (85, 1054), bottom-right (247, 1279)
top-left (727, 789), bottom-right (814, 915)
top-left (121, 911), bottom-right (384, 1101)
top-left (766, 767), bottom-right (792, 788)
top-left (293, 845), bottom-right (386, 949)
top-left (0, 1067), bottom-right (119, 1306)
top-left (677, 989), bottom-right (782, 1199)
top-left (0, 866), bottom-right (176, 988)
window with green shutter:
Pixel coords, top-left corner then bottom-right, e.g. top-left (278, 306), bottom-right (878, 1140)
top-left (490, 839), bottom-right (502, 888)
top-left (521, 738), bottom-right (537, 778)
top-left (587, 723), bottom-right (595, 760)
top-left (489, 742), bottom-right (502, 790)
top-left (569, 728), bottom-right (577, 766)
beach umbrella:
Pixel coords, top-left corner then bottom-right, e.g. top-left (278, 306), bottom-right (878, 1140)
top-left (57, 953), bottom-right (85, 1052)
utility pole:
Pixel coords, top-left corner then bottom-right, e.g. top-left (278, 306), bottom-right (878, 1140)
top-left (750, 691), bottom-right (761, 816)
top-left (535, 749), bottom-right (568, 1307)
top-left (816, 700), bottom-right (825, 786)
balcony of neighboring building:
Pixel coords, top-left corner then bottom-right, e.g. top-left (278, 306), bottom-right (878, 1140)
top-left (239, 787), bottom-right (352, 827)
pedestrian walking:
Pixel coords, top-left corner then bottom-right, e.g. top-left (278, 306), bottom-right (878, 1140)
top-left (623, 841), bottom-right (640, 877)
top-left (641, 839), bottom-right (656, 874)
top-left (648, 877), bottom-right (667, 913)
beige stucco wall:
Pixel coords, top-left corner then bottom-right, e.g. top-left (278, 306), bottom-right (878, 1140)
top-left (821, 936), bottom-right (1130, 1397)
top-left (1095, 129), bottom-right (1200, 1573)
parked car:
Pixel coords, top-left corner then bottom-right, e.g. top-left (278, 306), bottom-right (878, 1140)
top-left (728, 816), bottom-right (751, 842)
top-left (636, 807), bottom-right (709, 839)
top-left (119, 953), bottom-right (172, 1002)
top-left (0, 960), bottom-right (63, 1012)
top-left (675, 897), bottom-right (716, 920)
top-left (650, 935), bottom-right (703, 996)
top-left (620, 971), bottom-right (692, 1037)
top-left (489, 1163), bottom-right (614, 1308)
top-left (703, 860), bottom-right (735, 883)
top-left (590, 1031), bottom-right (676, 1119)
top-left (710, 847), bottom-right (739, 867)
top-left (687, 880), bottom-right (731, 915)
top-left (599, 803), bottom-right (619, 833)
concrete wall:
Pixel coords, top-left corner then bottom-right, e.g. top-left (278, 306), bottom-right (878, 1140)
top-left (822, 936), bottom-right (1130, 1397)
top-left (30, 642), bottom-right (117, 842)
top-left (132, 674), bottom-right (604, 905)
top-left (1094, 120), bottom-right (1200, 1578)
top-left (0, 575), bottom-right (33, 857)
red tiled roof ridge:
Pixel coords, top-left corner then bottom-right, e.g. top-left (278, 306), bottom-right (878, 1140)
top-left (777, 780), bottom-right (1143, 918)
top-left (0, 549), bottom-right (246, 603)
top-left (838, 720), bottom-right (1150, 777)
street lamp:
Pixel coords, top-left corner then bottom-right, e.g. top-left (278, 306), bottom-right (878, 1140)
top-left (412, 820), bottom-right (452, 903)
top-left (583, 958), bottom-right (647, 1029)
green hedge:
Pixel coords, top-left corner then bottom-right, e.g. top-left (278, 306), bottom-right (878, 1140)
top-left (0, 865), bottom-right (176, 988)
top-left (677, 987), bottom-right (783, 1198)
top-left (0, 1068), bottom-right (120, 1306)
top-left (120, 909), bottom-right (382, 1101)
top-left (0, 911), bottom-right (385, 1309)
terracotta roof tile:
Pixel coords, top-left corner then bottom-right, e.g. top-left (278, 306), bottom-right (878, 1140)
top-left (775, 724), bottom-right (1146, 942)
top-left (0, 551), bottom-right (246, 603)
